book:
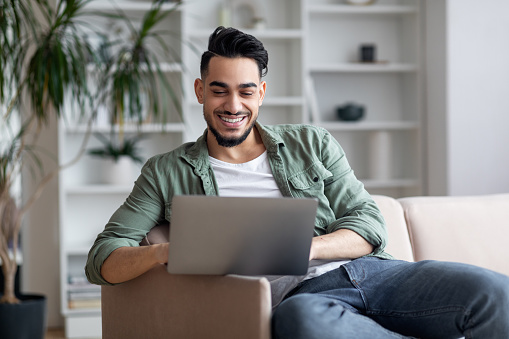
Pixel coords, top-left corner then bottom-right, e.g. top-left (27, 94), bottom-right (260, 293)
top-left (68, 299), bottom-right (101, 309)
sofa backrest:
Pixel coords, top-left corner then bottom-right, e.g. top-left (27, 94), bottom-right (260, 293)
top-left (142, 197), bottom-right (417, 263)
top-left (399, 194), bottom-right (509, 276)
top-left (372, 195), bottom-right (414, 262)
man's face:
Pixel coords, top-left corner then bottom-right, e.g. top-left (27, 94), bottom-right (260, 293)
top-left (195, 56), bottom-right (266, 148)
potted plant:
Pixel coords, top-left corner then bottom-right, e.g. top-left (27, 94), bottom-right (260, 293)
top-left (84, 0), bottom-right (182, 184)
top-left (0, 0), bottom-right (181, 337)
top-left (88, 132), bottom-right (145, 185)
top-left (1, 1), bottom-right (93, 336)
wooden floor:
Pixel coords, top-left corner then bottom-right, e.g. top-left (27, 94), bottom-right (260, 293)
top-left (45, 327), bottom-right (101, 339)
top-left (45, 328), bottom-right (66, 339)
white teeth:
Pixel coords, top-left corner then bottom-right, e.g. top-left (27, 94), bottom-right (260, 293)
top-left (220, 116), bottom-right (243, 123)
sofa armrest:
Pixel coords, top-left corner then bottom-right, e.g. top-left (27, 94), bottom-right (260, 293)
top-left (372, 195), bottom-right (414, 262)
top-left (101, 264), bottom-right (272, 339)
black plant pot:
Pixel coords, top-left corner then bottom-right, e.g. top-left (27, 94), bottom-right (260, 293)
top-left (0, 294), bottom-right (47, 339)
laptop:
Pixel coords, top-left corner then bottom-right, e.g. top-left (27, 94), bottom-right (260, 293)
top-left (167, 195), bottom-right (318, 276)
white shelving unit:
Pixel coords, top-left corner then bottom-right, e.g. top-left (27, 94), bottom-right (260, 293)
top-left (304, 0), bottom-right (422, 196)
top-left (58, 0), bottom-right (423, 336)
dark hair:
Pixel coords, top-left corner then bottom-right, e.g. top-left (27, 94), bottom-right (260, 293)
top-left (200, 26), bottom-right (268, 79)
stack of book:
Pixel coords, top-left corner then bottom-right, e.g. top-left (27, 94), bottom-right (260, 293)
top-left (68, 275), bottom-right (101, 309)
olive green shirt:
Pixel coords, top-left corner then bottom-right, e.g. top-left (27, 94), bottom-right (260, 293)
top-left (85, 123), bottom-right (392, 285)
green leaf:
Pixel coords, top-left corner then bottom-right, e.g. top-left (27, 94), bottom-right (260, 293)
top-left (88, 133), bottom-right (144, 164)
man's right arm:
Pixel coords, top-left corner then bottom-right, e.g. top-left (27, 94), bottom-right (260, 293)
top-left (85, 158), bottom-right (168, 285)
top-left (100, 243), bottom-right (169, 284)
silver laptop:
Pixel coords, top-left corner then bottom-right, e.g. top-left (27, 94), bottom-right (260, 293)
top-left (167, 195), bottom-right (318, 276)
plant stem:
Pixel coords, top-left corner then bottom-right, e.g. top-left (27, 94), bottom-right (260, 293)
top-left (1, 79), bottom-right (27, 122)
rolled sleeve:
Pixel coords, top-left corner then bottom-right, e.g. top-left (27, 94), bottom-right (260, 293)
top-left (86, 236), bottom-right (139, 286)
top-left (85, 158), bottom-right (166, 285)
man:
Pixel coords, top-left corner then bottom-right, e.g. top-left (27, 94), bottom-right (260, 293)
top-left (86, 26), bottom-right (509, 338)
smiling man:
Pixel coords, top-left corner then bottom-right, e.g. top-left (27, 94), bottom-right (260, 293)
top-left (86, 27), bottom-right (509, 338)
top-left (196, 55), bottom-right (267, 161)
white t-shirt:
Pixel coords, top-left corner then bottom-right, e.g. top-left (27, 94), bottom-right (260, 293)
top-left (209, 151), bottom-right (349, 308)
top-left (208, 151), bottom-right (283, 198)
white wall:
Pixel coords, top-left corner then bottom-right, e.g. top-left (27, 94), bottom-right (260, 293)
top-left (21, 114), bottom-right (62, 327)
top-left (426, 0), bottom-right (509, 196)
top-left (424, 0), bottom-right (448, 195)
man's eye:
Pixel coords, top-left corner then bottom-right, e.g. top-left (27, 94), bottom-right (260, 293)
top-left (213, 91), bottom-right (226, 95)
top-left (242, 92), bottom-right (253, 96)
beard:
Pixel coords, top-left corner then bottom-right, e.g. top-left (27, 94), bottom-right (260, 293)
top-left (205, 110), bottom-right (257, 148)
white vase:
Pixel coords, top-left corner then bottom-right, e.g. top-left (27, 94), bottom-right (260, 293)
top-left (100, 156), bottom-right (138, 185)
top-left (369, 131), bottom-right (392, 180)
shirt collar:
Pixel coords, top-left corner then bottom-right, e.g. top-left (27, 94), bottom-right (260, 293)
top-left (255, 121), bottom-right (285, 153)
top-left (182, 128), bottom-right (209, 173)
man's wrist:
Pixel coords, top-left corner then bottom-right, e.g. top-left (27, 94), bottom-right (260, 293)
top-left (152, 243), bottom-right (169, 264)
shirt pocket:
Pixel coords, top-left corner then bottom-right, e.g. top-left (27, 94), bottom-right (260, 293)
top-left (287, 162), bottom-right (334, 230)
top-left (288, 162), bottom-right (332, 192)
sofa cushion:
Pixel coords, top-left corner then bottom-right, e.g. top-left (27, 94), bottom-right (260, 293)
top-left (372, 195), bottom-right (414, 262)
top-left (140, 222), bottom-right (169, 246)
top-left (399, 194), bottom-right (509, 276)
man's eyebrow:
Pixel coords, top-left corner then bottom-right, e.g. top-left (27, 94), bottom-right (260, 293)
top-left (239, 82), bottom-right (258, 89)
top-left (209, 81), bottom-right (228, 88)
top-left (208, 81), bottom-right (258, 89)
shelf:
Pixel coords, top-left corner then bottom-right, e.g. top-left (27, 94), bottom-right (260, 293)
top-left (63, 307), bottom-right (101, 316)
top-left (66, 185), bottom-right (133, 195)
top-left (187, 29), bottom-right (303, 40)
top-left (65, 247), bottom-right (94, 256)
top-left (87, 62), bottom-right (182, 73)
top-left (84, 0), bottom-right (181, 12)
top-left (64, 122), bottom-right (186, 134)
top-left (310, 63), bottom-right (418, 73)
top-left (308, 5), bottom-right (418, 15)
top-left (262, 96), bottom-right (304, 106)
top-left (317, 121), bottom-right (419, 131)
top-left (361, 179), bottom-right (420, 189)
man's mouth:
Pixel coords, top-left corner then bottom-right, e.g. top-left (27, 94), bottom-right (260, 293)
top-left (220, 116), bottom-right (245, 123)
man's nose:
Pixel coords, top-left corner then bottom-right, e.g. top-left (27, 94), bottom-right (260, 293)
top-left (224, 94), bottom-right (243, 114)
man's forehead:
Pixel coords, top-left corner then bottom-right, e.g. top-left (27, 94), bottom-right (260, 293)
top-left (206, 56), bottom-right (260, 81)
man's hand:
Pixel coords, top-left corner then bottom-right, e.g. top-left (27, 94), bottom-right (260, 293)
top-left (153, 242), bottom-right (170, 264)
top-left (309, 229), bottom-right (374, 261)
top-left (101, 243), bottom-right (169, 284)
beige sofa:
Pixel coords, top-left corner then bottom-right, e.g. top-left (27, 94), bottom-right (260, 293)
top-left (101, 194), bottom-right (509, 339)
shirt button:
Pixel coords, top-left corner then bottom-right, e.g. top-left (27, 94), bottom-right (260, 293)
top-left (313, 177), bottom-right (319, 182)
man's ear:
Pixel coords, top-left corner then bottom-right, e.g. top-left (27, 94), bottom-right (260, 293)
top-left (194, 78), bottom-right (204, 104)
top-left (258, 81), bottom-right (266, 107)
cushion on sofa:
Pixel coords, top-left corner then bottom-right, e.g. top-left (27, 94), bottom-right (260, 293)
top-left (372, 195), bottom-right (414, 262)
top-left (140, 222), bottom-right (169, 246)
top-left (399, 194), bottom-right (509, 276)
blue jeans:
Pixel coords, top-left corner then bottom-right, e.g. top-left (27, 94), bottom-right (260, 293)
top-left (272, 258), bottom-right (509, 339)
